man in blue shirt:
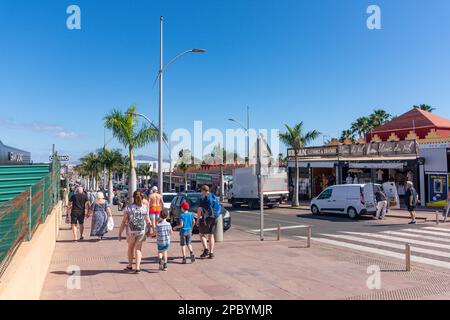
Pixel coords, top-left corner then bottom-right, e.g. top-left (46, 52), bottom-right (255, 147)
top-left (173, 201), bottom-right (196, 264)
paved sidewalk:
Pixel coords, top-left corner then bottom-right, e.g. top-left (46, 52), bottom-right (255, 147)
top-left (40, 207), bottom-right (450, 300)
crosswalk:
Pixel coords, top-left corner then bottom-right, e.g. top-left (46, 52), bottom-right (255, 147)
top-left (296, 226), bottom-right (450, 270)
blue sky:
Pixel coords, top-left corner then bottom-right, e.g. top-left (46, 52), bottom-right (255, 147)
top-left (1, 0), bottom-right (450, 163)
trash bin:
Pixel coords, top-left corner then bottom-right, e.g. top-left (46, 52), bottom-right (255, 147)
top-left (215, 214), bottom-right (223, 242)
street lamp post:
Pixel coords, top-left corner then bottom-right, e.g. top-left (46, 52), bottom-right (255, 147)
top-left (228, 105), bottom-right (250, 165)
top-left (157, 16), bottom-right (206, 192)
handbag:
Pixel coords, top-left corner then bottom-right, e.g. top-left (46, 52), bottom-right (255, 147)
top-left (107, 216), bottom-right (114, 231)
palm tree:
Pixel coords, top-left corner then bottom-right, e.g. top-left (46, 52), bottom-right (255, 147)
top-left (351, 117), bottom-right (372, 139)
top-left (414, 104), bottom-right (435, 113)
top-left (104, 104), bottom-right (159, 199)
top-left (279, 123), bottom-right (321, 207)
top-left (176, 149), bottom-right (193, 191)
top-left (98, 148), bottom-right (123, 203)
top-left (340, 129), bottom-right (355, 143)
top-left (369, 109), bottom-right (392, 128)
top-left (79, 152), bottom-right (102, 191)
top-left (137, 164), bottom-right (153, 190)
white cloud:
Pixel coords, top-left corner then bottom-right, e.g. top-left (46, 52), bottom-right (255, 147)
top-left (0, 117), bottom-right (80, 139)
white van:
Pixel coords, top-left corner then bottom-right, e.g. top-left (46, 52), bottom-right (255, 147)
top-left (310, 184), bottom-right (380, 219)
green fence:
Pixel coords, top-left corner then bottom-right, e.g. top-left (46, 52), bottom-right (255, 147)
top-left (0, 158), bottom-right (61, 277)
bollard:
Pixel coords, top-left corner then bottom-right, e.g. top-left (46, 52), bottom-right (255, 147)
top-left (215, 214), bottom-right (224, 242)
top-left (436, 211), bottom-right (440, 225)
top-left (405, 243), bottom-right (411, 271)
top-left (307, 226), bottom-right (311, 248)
top-left (277, 224), bottom-right (281, 241)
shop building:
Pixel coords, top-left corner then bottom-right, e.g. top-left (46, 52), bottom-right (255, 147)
top-left (288, 108), bottom-right (450, 207)
top-left (0, 140), bottom-right (31, 165)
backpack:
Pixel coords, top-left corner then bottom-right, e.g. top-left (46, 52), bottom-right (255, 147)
top-left (206, 193), bottom-right (222, 218)
top-left (127, 205), bottom-right (146, 232)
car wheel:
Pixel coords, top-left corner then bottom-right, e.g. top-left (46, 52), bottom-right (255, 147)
top-left (311, 205), bottom-right (320, 215)
top-left (347, 207), bottom-right (359, 219)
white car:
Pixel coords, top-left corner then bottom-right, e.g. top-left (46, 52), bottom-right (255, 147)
top-left (310, 184), bottom-right (380, 219)
top-left (162, 193), bottom-right (177, 210)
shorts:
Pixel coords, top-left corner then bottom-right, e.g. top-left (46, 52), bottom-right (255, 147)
top-left (179, 231), bottom-right (192, 246)
top-left (407, 205), bottom-right (417, 212)
top-left (149, 213), bottom-right (160, 220)
top-left (157, 244), bottom-right (170, 251)
top-left (199, 217), bottom-right (217, 235)
top-left (70, 212), bottom-right (85, 225)
top-left (127, 233), bottom-right (147, 244)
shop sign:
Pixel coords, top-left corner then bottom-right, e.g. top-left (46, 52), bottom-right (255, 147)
top-left (8, 152), bottom-right (24, 162)
top-left (196, 173), bottom-right (212, 181)
top-left (427, 174), bottom-right (448, 207)
top-left (289, 140), bottom-right (418, 160)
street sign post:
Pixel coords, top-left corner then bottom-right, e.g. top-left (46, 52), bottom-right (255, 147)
top-left (255, 134), bottom-right (272, 241)
top-left (49, 155), bottom-right (69, 162)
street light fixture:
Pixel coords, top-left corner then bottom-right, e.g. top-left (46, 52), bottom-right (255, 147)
top-left (157, 16), bottom-right (206, 192)
top-left (228, 105), bottom-right (250, 165)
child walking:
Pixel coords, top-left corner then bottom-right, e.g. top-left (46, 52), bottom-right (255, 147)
top-left (156, 210), bottom-right (172, 271)
top-left (173, 202), bottom-right (196, 264)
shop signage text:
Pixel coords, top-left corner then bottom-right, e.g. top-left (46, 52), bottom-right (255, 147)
top-left (8, 152), bottom-right (24, 162)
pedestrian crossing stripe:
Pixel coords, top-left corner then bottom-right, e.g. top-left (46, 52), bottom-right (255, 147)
top-left (401, 228), bottom-right (450, 237)
top-left (317, 233), bottom-right (450, 259)
top-left (380, 230), bottom-right (450, 244)
top-left (423, 227), bottom-right (450, 233)
top-left (343, 231), bottom-right (450, 250)
top-left (295, 235), bottom-right (450, 269)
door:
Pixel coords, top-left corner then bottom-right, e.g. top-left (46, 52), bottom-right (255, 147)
top-left (363, 184), bottom-right (376, 212)
top-left (316, 188), bottom-right (333, 212)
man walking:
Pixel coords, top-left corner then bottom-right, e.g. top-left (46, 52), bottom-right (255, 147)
top-left (374, 189), bottom-right (388, 220)
top-left (68, 186), bottom-right (90, 241)
top-left (197, 185), bottom-right (219, 259)
top-left (405, 181), bottom-right (418, 224)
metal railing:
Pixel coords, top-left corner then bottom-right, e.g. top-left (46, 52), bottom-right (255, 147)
top-left (0, 158), bottom-right (60, 277)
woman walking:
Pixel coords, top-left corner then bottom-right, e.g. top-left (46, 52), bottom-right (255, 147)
top-left (88, 192), bottom-right (112, 240)
top-left (118, 191), bottom-right (151, 273)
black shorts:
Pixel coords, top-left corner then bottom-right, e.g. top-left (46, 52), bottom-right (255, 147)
top-left (71, 212), bottom-right (85, 225)
top-left (199, 217), bottom-right (217, 235)
top-left (407, 205), bottom-right (416, 212)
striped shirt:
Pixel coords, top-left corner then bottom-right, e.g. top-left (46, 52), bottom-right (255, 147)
top-left (156, 220), bottom-right (172, 246)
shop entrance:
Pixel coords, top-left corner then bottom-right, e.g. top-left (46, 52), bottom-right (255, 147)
top-left (311, 167), bottom-right (336, 197)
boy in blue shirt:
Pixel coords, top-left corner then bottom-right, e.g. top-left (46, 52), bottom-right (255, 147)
top-left (173, 202), bottom-right (196, 264)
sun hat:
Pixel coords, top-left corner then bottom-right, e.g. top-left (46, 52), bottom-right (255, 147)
top-left (96, 192), bottom-right (104, 199)
top-left (151, 186), bottom-right (158, 193)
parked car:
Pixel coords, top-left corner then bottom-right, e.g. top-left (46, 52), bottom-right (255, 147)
top-left (310, 183), bottom-right (380, 219)
top-left (113, 190), bottom-right (128, 209)
top-left (162, 193), bottom-right (177, 210)
top-left (169, 192), bottom-right (231, 232)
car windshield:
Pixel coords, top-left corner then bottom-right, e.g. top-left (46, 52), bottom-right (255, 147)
top-left (186, 194), bottom-right (202, 208)
top-left (163, 194), bottom-right (176, 203)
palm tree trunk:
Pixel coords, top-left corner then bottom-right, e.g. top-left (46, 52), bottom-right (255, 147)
top-left (293, 153), bottom-right (299, 207)
top-left (108, 170), bottom-right (114, 204)
top-left (184, 171), bottom-right (188, 191)
top-left (128, 146), bottom-right (137, 201)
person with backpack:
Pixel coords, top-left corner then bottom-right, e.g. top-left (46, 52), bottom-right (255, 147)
top-left (405, 181), bottom-right (418, 224)
top-left (118, 191), bottom-right (151, 273)
top-left (197, 185), bottom-right (222, 259)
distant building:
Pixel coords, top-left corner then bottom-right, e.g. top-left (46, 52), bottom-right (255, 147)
top-left (0, 140), bottom-right (31, 165)
top-left (134, 155), bottom-right (172, 173)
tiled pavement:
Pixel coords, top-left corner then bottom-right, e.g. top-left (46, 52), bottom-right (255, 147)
top-left (40, 207), bottom-right (450, 300)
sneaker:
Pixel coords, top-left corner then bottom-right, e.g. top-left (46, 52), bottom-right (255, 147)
top-left (190, 252), bottom-right (196, 263)
top-left (163, 262), bottom-right (168, 271)
top-left (79, 236), bottom-right (84, 241)
top-left (208, 252), bottom-right (214, 259)
top-left (200, 249), bottom-right (209, 258)
top-left (408, 220), bottom-right (417, 225)
top-left (182, 257), bottom-right (187, 264)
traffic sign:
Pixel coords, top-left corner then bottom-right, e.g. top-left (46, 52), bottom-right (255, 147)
top-left (49, 155), bottom-right (70, 162)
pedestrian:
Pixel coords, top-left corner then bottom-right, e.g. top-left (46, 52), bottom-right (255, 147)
top-left (148, 186), bottom-right (164, 238)
top-left (374, 189), bottom-right (388, 220)
top-left (68, 186), bottom-right (90, 241)
top-left (88, 192), bottom-right (112, 240)
top-left (345, 174), bottom-right (353, 184)
top-left (173, 202), bottom-right (196, 264)
top-left (405, 181), bottom-right (418, 224)
top-left (197, 185), bottom-right (221, 259)
top-left (156, 210), bottom-right (172, 271)
top-left (444, 186), bottom-right (450, 223)
top-left (118, 191), bottom-right (151, 273)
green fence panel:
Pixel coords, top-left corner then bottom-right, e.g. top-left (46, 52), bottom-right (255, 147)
top-left (0, 191), bottom-right (29, 276)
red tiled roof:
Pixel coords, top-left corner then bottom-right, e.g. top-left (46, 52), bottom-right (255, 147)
top-left (373, 108), bottom-right (450, 133)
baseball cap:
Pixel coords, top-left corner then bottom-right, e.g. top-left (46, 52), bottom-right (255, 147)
top-left (181, 202), bottom-right (190, 210)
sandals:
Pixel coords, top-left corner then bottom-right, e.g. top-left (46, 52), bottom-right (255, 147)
top-left (124, 266), bottom-right (133, 272)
